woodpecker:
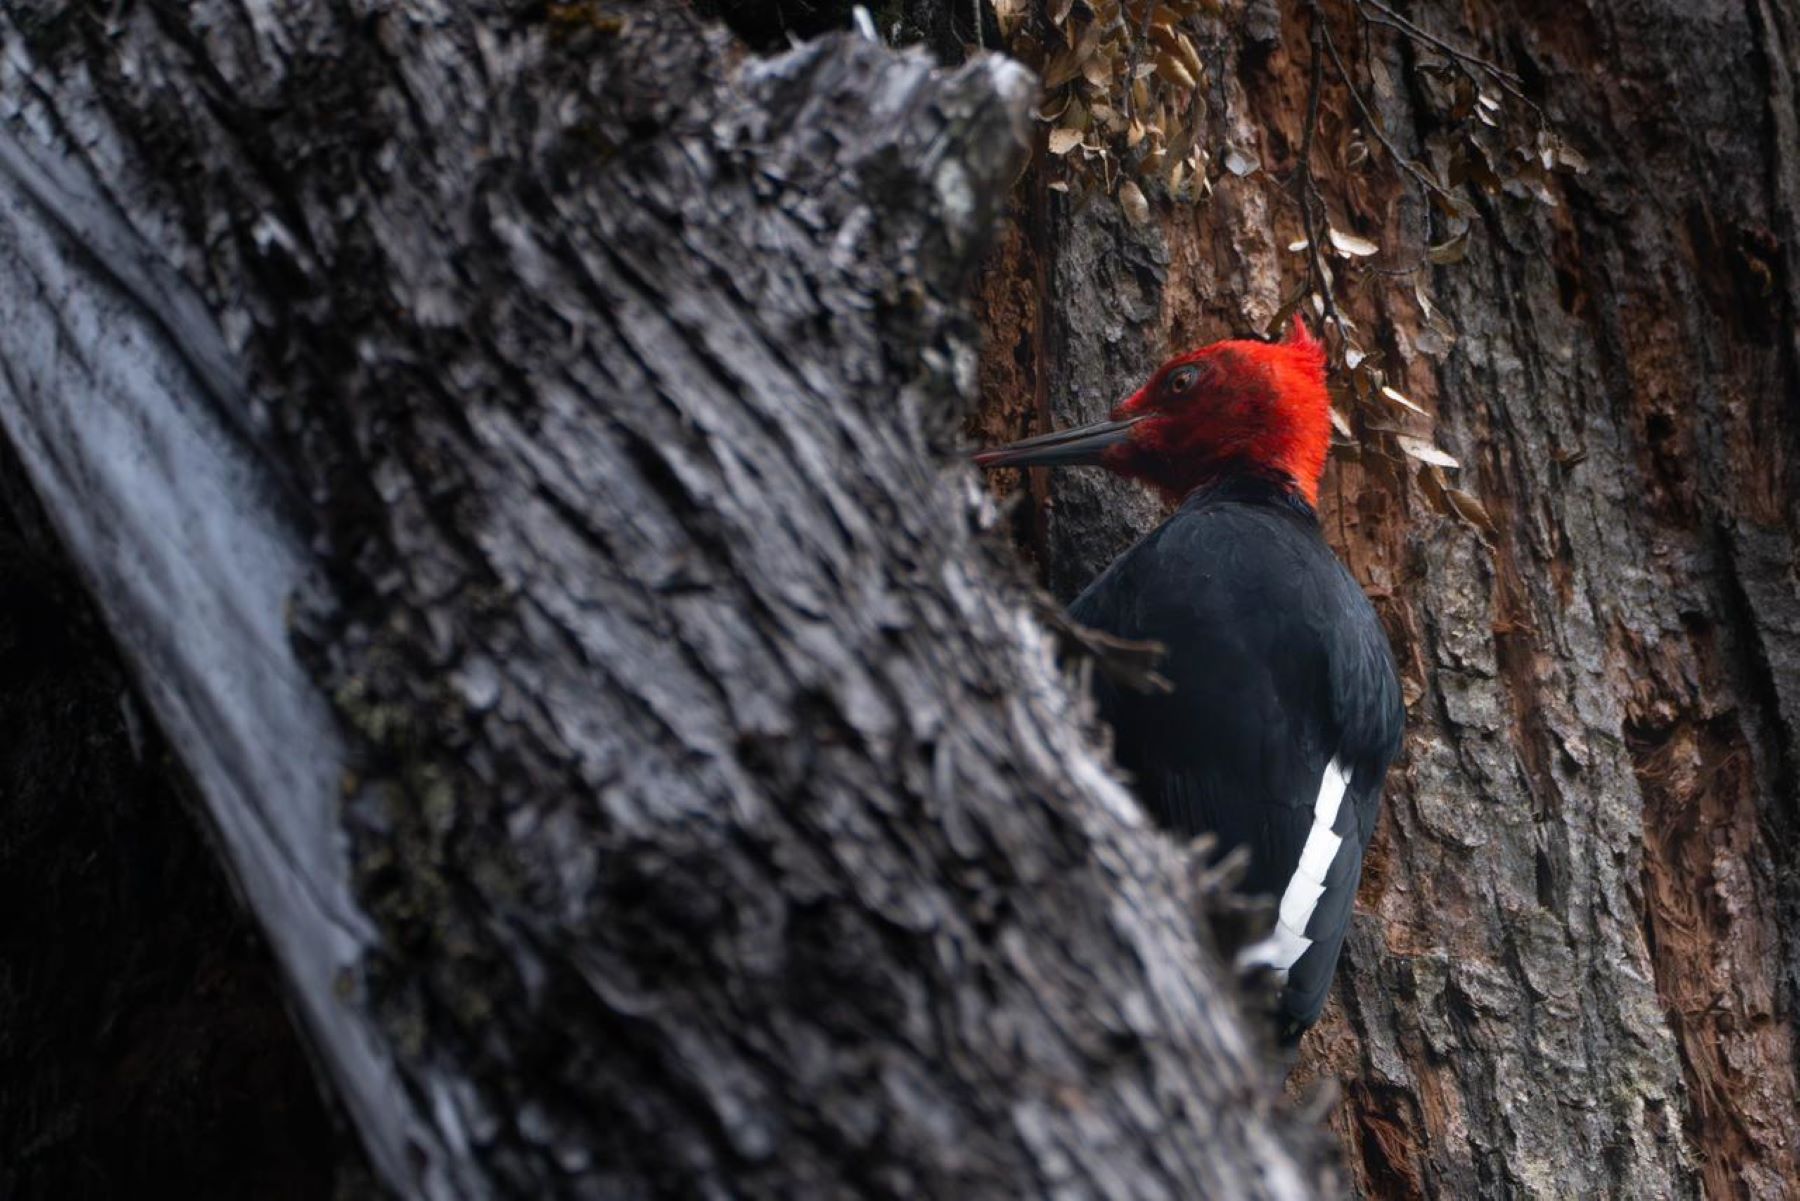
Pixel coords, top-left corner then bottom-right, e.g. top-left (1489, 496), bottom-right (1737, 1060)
top-left (977, 316), bottom-right (1404, 1038)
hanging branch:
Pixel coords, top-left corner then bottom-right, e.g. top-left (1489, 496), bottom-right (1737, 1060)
top-left (1318, 17), bottom-right (1448, 204)
top-left (1352, 0), bottom-right (1544, 121)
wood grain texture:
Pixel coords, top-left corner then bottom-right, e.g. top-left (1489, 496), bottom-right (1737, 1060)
top-left (0, 84), bottom-right (428, 1194)
top-left (0, 439), bottom-right (354, 1200)
top-left (0, 2), bottom-right (1330, 1196)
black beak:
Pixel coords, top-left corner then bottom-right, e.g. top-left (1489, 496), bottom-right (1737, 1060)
top-left (973, 415), bottom-right (1143, 469)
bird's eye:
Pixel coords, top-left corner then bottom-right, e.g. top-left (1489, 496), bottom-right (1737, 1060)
top-left (1164, 366), bottom-right (1200, 397)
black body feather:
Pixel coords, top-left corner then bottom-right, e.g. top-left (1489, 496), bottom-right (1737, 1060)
top-left (1069, 475), bottom-right (1405, 1033)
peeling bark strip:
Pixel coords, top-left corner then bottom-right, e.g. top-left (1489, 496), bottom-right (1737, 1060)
top-left (0, 3), bottom-right (1331, 1197)
top-left (0, 442), bottom-right (352, 1198)
top-left (0, 107), bottom-right (425, 1192)
top-left (973, 0), bottom-right (1800, 1196)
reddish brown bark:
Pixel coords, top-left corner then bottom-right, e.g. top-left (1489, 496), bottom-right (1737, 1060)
top-left (977, 0), bottom-right (1800, 1195)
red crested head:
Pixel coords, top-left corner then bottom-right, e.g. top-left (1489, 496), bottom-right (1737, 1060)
top-left (975, 315), bottom-right (1332, 506)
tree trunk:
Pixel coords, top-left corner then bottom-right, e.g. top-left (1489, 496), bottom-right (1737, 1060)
top-left (973, 1), bottom-right (1800, 1197)
top-left (7, 0), bottom-right (1800, 1196)
top-left (0, 3), bottom-right (1323, 1197)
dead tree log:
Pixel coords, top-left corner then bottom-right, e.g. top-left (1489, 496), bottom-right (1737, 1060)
top-left (0, 3), bottom-right (1323, 1196)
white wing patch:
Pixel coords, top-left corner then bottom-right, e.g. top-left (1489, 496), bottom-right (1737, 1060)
top-left (1235, 755), bottom-right (1352, 977)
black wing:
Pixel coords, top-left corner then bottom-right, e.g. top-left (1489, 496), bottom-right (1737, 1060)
top-left (1069, 485), bottom-right (1403, 1033)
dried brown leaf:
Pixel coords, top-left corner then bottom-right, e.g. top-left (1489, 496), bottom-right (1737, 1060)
top-left (1265, 284), bottom-right (1309, 338)
top-left (1154, 53), bottom-right (1197, 90)
top-left (1222, 146), bottom-right (1260, 177)
top-left (1037, 90), bottom-right (1073, 122)
top-left (1396, 434), bottom-right (1460, 468)
top-left (1119, 178), bottom-right (1150, 225)
top-left (1328, 226), bottom-right (1380, 258)
top-left (1444, 488), bottom-right (1496, 533)
top-left (1427, 226), bottom-right (1471, 265)
top-left (1083, 52), bottom-right (1116, 90)
top-left (1043, 50), bottom-right (1081, 89)
top-left (1044, 19), bottom-right (1107, 88)
top-left (1555, 140), bottom-right (1589, 173)
top-left (1381, 385), bottom-right (1428, 415)
top-left (1149, 26), bottom-right (1204, 80)
top-left (992, 0), bottom-right (1033, 39)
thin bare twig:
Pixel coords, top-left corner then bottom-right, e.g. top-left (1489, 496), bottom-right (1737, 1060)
top-left (1035, 598), bottom-right (1172, 695)
top-left (1296, 2), bottom-right (1343, 340)
top-left (1359, 7), bottom-right (1375, 84)
top-left (1353, 0), bottom-right (1545, 122)
top-left (1355, 0), bottom-right (1520, 82)
top-left (1117, 0), bottom-right (1159, 129)
top-left (1318, 18), bottom-right (1447, 202)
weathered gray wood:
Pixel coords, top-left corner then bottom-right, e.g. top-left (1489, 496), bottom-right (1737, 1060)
top-left (0, 436), bottom-right (351, 1196)
top-left (0, 108), bottom-right (440, 1196)
top-left (0, 3), bottom-right (1326, 1196)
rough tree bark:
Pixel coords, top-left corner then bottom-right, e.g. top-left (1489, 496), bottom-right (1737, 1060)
top-left (9, 0), bottom-right (1800, 1196)
top-left (971, 1), bottom-right (1800, 1197)
top-left (0, 2), bottom-right (1325, 1197)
